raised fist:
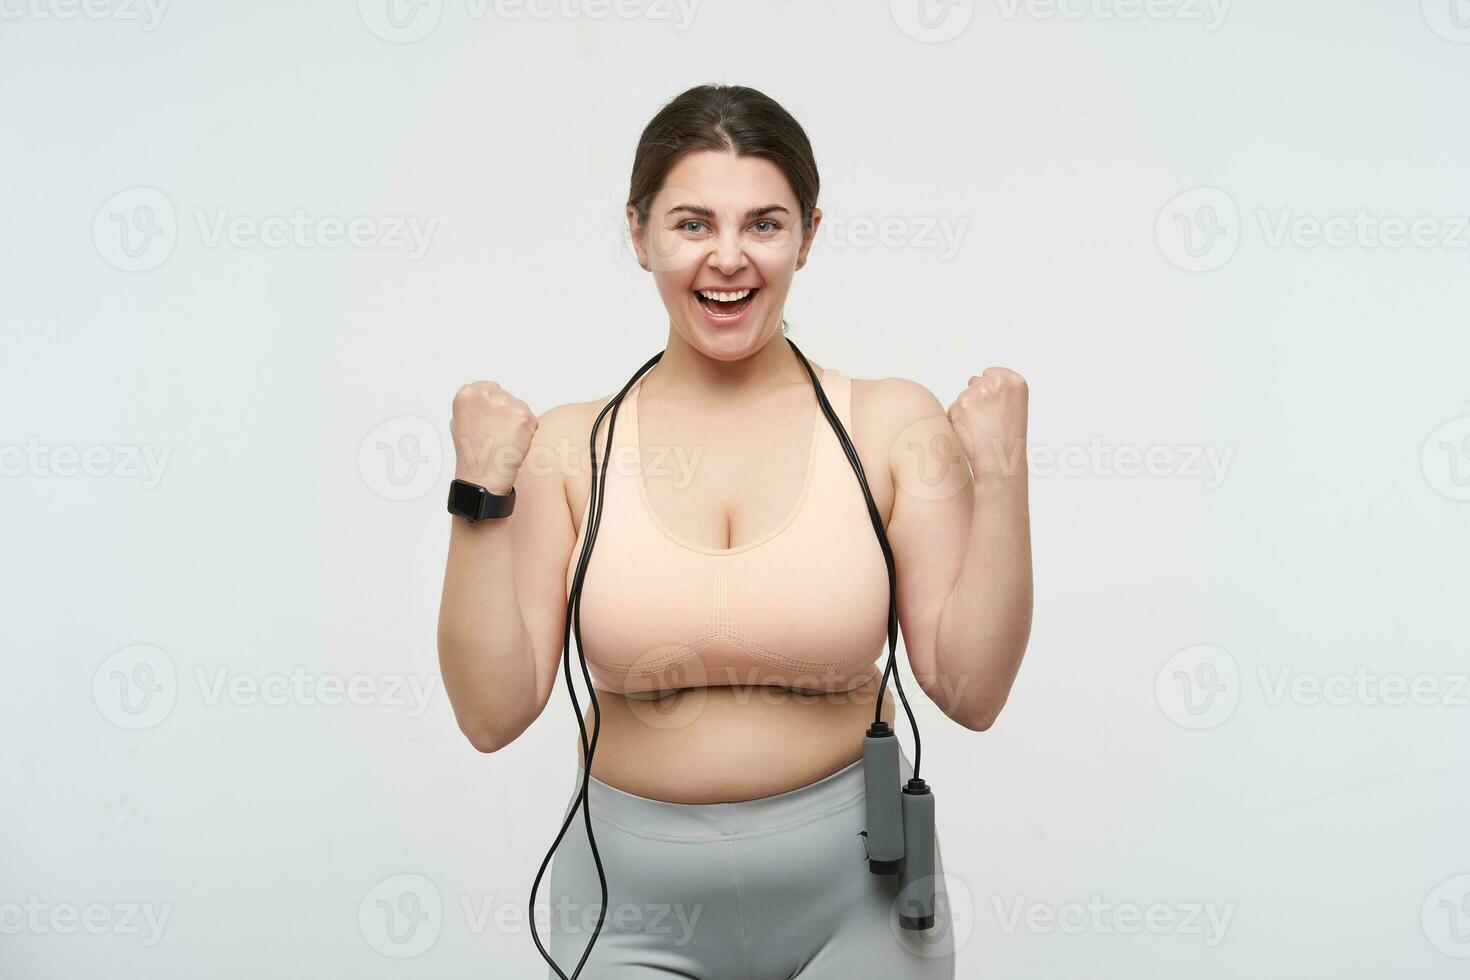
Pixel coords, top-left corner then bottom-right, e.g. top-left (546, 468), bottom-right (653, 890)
top-left (450, 381), bottom-right (538, 495)
top-left (947, 368), bottom-right (1029, 480)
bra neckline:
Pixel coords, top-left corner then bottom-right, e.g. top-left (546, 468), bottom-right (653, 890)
top-left (628, 368), bottom-right (833, 557)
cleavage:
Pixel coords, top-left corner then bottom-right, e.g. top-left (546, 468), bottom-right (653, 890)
top-left (637, 387), bottom-right (816, 552)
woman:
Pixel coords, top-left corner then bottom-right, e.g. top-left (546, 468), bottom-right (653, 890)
top-left (438, 84), bottom-right (1033, 978)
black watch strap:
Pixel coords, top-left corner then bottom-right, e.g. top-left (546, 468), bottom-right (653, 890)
top-left (448, 479), bottom-right (516, 523)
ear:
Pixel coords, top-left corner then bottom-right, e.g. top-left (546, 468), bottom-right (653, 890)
top-left (626, 204), bottom-right (647, 268)
top-left (795, 206), bottom-right (822, 271)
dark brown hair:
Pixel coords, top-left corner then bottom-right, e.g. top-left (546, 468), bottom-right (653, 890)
top-left (627, 84), bottom-right (820, 231)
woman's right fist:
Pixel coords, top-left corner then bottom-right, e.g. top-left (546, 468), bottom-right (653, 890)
top-left (450, 381), bottom-right (538, 495)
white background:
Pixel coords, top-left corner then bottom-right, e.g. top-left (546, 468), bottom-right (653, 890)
top-left (3, 0), bottom-right (1470, 976)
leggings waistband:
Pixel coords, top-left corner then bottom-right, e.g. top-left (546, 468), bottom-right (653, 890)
top-left (564, 752), bottom-right (913, 842)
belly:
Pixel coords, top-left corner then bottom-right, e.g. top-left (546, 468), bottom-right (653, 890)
top-left (576, 675), bottom-right (897, 803)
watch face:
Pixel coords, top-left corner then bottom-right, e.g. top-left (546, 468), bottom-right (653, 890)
top-left (449, 480), bottom-right (483, 517)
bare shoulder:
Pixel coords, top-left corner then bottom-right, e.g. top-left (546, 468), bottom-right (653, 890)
top-left (850, 374), bottom-right (950, 438)
top-left (527, 391), bottom-right (623, 484)
top-left (843, 373), bottom-right (957, 515)
top-left (848, 373), bottom-right (972, 510)
top-left (535, 394), bottom-right (608, 443)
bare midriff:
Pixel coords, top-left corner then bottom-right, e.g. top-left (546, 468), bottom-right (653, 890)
top-left (574, 677), bottom-right (897, 803)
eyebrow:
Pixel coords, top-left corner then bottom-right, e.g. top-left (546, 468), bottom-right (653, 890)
top-left (666, 204), bottom-right (790, 220)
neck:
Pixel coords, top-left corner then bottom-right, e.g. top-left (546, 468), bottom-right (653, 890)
top-left (643, 321), bottom-right (820, 400)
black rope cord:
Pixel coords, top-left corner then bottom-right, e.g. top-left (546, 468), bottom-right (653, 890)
top-left (528, 339), bottom-right (921, 978)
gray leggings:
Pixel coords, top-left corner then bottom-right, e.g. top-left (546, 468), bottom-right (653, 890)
top-left (546, 751), bottom-right (955, 978)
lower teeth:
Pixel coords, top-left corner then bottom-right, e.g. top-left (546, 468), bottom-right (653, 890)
top-left (701, 294), bottom-right (752, 316)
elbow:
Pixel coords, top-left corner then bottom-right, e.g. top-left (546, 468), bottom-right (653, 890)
top-left (958, 696), bottom-right (1006, 733)
top-left (917, 669), bottom-right (1006, 732)
top-left (468, 732), bottom-right (506, 754)
top-left (958, 710), bottom-right (995, 733)
top-left (456, 695), bottom-right (540, 753)
top-left (458, 715), bottom-right (513, 754)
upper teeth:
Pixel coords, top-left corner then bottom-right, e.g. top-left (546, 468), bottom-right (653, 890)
top-left (698, 289), bottom-right (751, 302)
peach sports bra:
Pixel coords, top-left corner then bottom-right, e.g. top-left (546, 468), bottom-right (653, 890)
top-left (565, 367), bottom-right (890, 699)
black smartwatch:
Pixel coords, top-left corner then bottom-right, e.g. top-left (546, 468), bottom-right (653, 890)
top-left (447, 478), bottom-right (516, 523)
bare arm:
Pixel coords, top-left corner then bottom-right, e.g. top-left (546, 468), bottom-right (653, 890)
top-left (437, 390), bottom-right (587, 752)
top-left (880, 371), bottom-right (1034, 731)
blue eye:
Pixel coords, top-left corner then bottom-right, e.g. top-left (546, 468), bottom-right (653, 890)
top-left (681, 220), bottom-right (706, 234)
top-left (752, 219), bottom-right (778, 234)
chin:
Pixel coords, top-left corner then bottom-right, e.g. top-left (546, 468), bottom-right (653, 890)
top-left (683, 320), bottom-right (774, 359)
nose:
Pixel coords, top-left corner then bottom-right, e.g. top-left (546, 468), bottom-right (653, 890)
top-left (706, 226), bottom-right (748, 276)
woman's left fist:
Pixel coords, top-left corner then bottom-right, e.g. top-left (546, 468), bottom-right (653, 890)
top-left (947, 367), bottom-right (1029, 479)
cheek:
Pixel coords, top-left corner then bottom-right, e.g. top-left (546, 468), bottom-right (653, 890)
top-left (643, 229), bottom-right (698, 271)
top-left (750, 253), bottom-right (796, 288)
top-left (754, 236), bottom-right (801, 269)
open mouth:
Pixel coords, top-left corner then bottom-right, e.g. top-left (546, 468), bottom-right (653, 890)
top-left (695, 287), bottom-right (758, 319)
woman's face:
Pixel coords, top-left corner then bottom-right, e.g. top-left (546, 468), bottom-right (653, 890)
top-left (628, 149), bottom-right (821, 360)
